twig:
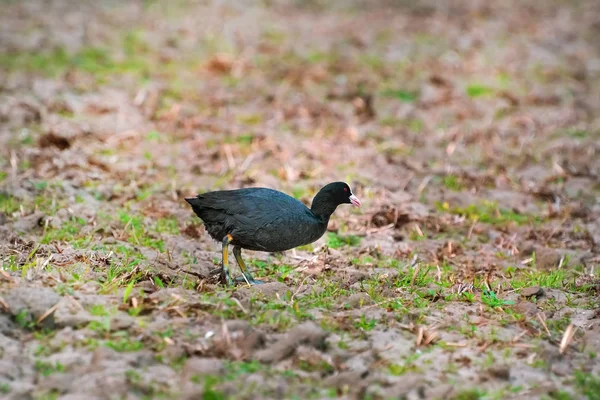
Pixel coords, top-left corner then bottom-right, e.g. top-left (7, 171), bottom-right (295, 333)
top-left (409, 254), bottom-right (418, 268)
top-left (511, 330), bottom-right (529, 343)
top-left (536, 312), bottom-right (551, 337)
top-left (66, 295), bottom-right (84, 311)
top-left (366, 223), bottom-right (395, 235)
top-left (415, 326), bottom-right (424, 346)
top-left (467, 220), bottom-right (477, 239)
top-left (0, 270), bottom-right (12, 282)
top-left (231, 297), bottom-right (248, 314)
top-left (414, 224), bottom-right (424, 238)
top-left (120, 218), bottom-right (132, 240)
top-left (223, 144), bottom-right (236, 170)
top-left (417, 175), bottom-right (432, 197)
top-left (291, 275), bottom-right (312, 304)
top-left (180, 269), bottom-right (207, 279)
top-left (410, 264), bottom-right (420, 287)
top-left (37, 302), bottom-right (60, 324)
top-left (444, 342), bottom-right (467, 347)
top-left (559, 324), bottom-right (576, 354)
top-left (40, 254), bottom-right (54, 270)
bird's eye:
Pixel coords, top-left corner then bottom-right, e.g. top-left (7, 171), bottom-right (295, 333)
top-left (343, 187), bottom-right (348, 192)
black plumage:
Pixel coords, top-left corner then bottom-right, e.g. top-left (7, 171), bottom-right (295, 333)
top-left (185, 182), bottom-right (360, 285)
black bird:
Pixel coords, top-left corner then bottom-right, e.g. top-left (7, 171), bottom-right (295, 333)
top-left (185, 182), bottom-right (361, 285)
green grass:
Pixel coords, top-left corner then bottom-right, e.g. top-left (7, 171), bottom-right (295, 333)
top-left (15, 310), bottom-right (36, 330)
top-left (41, 216), bottom-right (87, 244)
top-left (510, 269), bottom-right (566, 289)
top-left (155, 217), bottom-right (180, 235)
top-left (437, 201), bottom-right (540, 226)
top-left (236, 114), bottom-right (262, 125)
top-left (562, 128), bottom-right (590, 139)
top-left (35, 360), bottom-right (65, 377)
top-left (0, 383), bottom-right (9, 394)
top-left (105, 337), bottom-right (145, 352)
top-left (481, 291), bottom-right (514, 308)
top-left (380, 89), bottom-right (418, 103)
top-left (189, 360), bottom-right (268, 399)
top-left (453, 389), bottom-right (488, 400)
top-left (327, 232), bottom-right (361, 249)
top-left (355, 314), bottom-right (377, 331)
top-left (442, 174), bottom-right (464, 191)
top-left (466, 84), bottom-right (495, 98)
top-left (574, 370), bottom-right (600, 400)
top-left (295, 279), bottom-right (349, 311)
top-left (117, 209), bottom-right (168, 251)
top-left (0, 41), bottom-right (152, 82)
top-left (0, 192), bottom-right (20, 214)
top-left (88, 304), bottom-right (111, 317)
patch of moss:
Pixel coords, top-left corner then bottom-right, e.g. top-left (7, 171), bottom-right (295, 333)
top-left (327, 232), bottom-right (361, 249)
top-left (437, 201), bottom-right (540, 226)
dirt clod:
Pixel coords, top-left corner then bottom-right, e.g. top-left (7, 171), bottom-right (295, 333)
top-left (233, 281), bottom-right (290, 304)
top-left (12, 212), bottom-right (45, 233)
top-left (2, 287), bottom-right (61, 329)
top-left (255, 322), bottom-right (328, 363)
top-left (38, 133), bottom-right (71, 150)
top-left (520, 286), bottom-right (543, 298)
top-left (514, 301), bottom-right (539, 317)
top-left (183, 357), bottom-right (224, 378)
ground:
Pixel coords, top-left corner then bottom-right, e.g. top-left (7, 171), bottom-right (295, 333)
top-left (1, 0), bottom-right (600, 399)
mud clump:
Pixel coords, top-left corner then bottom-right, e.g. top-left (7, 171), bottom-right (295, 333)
top-left (12, 212), bottom-right (45, 233)
top-left (233, 281), bottom-right (290, 307)
top-left (2, 287), bottom-right (61, 329)
top-left (255, 322), bottom-right (328, 363)
top-left (520, 286), bottom-right (543, 298)
top-left (38, 133), bottom-right (71, 150)
top-left (514, 301), bottom-right (539, 316)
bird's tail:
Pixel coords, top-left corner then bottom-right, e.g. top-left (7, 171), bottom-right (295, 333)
top-left (184, 196), bottom-right (206, 215)
top-left (184, 197), bottom-right (201, 207)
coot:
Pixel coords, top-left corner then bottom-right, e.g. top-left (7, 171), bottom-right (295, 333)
top-left (185, 182), bottom-right (361, 285)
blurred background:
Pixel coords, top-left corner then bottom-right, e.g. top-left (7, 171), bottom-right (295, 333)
top-left (2, 0), bottom-right (599, 212)
top-left (2, 0), bottom-right (599, 256)
top-left (1, 0), bottom-right (600, 398)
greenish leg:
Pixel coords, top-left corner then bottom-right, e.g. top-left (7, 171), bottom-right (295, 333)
top-left (233, 246), bottom-right (264, 285)
top-left (221, 234), bottom-right (234, 286)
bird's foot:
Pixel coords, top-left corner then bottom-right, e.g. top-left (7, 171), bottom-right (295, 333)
top-left (234, 275), bottom-right (265, 285)
top-left (220, 269), bottom-right (234, 287)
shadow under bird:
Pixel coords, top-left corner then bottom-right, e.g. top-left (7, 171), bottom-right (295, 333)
top-left (185, 182), bottom-right (361, 286)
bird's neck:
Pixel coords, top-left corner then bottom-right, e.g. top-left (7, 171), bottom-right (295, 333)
top-left (310, 193), bottom-right (338, 222)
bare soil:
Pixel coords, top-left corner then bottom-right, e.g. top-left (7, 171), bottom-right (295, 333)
top-left (1, 1), bottom-right (599, 399)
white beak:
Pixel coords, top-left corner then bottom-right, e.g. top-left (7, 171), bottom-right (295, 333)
top-left (349, 194), bottom-right (361, 207)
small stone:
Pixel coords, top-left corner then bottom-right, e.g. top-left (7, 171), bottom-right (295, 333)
top-left (382, 373), bottom-right (424, 398)
top-left (551, 362), bottom-right (571, 377)
top-left (12, 212), bottom-right (45, 233)
top-left (488, 366), bottom-right (510, 380)
top-left (514, 301), bottom-right (538, 316)
top-left (345, 293), bottom-right (373, 309)
top-left (535, 247), bottom-right (561, 270)
top-left (254, 322), bottom-right (327, 363)
top-left (2, 287), bottom-right (61, 329)
top-left (53, 299), bottom-right (95, 328)
top-left (520, 286), bottom-right (543, 298)
top-left (233, 282), bottom-right (290, 303)
top-left (324, 370), bottom-right (368, 389)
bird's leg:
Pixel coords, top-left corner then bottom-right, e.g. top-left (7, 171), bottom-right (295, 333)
top-left (221, 234), bottom-right (234, 286)
top-left (233, 246), bottom-right (264, 285)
